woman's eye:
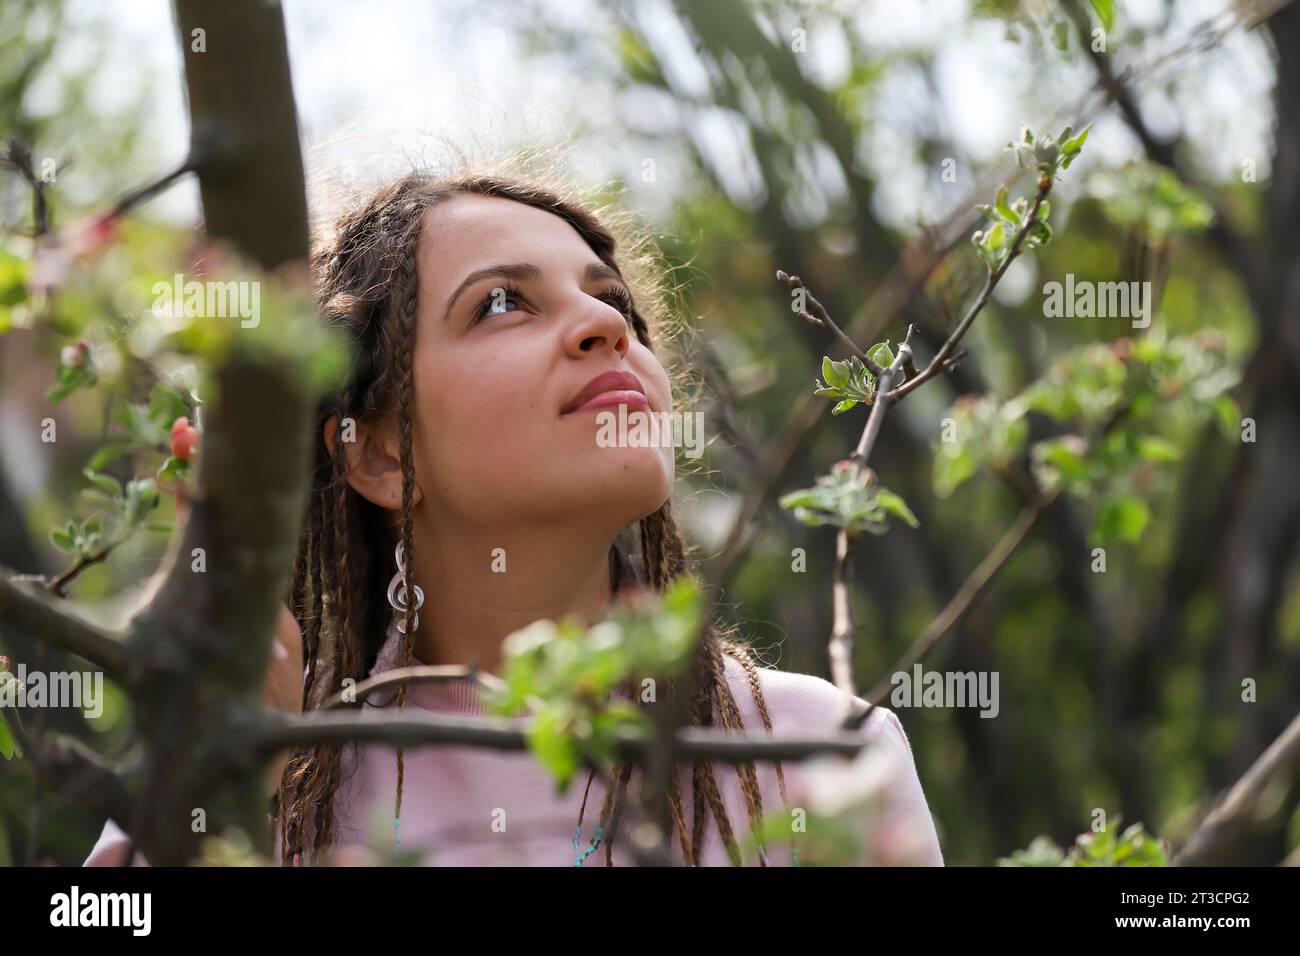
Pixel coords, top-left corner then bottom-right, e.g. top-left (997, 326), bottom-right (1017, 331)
top-left (600, 287), bottom-right (635, 322)
top-left (474, 285), bottom-right (523, 322)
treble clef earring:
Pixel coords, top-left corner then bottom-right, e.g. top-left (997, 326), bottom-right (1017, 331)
top-left (386, 542), bottom-right (424, 634)
top-left (386, 541), bottom-right (423, 855)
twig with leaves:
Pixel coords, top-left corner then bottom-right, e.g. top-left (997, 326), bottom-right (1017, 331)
top-left (775, 126), bottom-right (1089, 730)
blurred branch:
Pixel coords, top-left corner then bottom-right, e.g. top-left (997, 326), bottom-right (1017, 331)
top-left (696, 339), bottom-right (764, 467)
top-left (0, 703), bottom-right (134, 827)
top-left (1061, 0), bottom-right (1261, 288)
top-left (1173, 712), bottom-right (1300, 865)
top-left (866, 494), bottom-right (1053, 706)
top-left (46, 543), bottom-right (118, 598)
top-left (1, 139), bottom-right (50, 235)
top-left (242, 706), bottom-right (869, 764)
top-left (0, 572), bottom-right (131, 677)
top-left (106, 159), bottom-right (195, 219)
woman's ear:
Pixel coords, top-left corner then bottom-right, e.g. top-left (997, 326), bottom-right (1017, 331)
top-left (323, 414), bottom-right (423, 512)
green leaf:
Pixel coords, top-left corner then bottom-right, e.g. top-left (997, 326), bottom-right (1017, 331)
top-left (83, 468), bottom-right (122, 500)
top-left (1088, 0), bottom-right (1115, 32)
top-left (933, 445), bottom-right (979, 498)
top-left (0, 709), bottom-right (16, 759)
top-left (820, 355), bottom-right (845, 389)
top-left (814, 355), bottom-right (876, 410)
top-left (998, 835), bottom-right (1067, 867)
top-left (146, 382), bottom-right (191, 434)
top-left (1212, 395), bottom-right (1240, 438)
top-left (1061, 124), bottom-right (1091, 157)
top-left (1031, 435), bottom-right (1093, 493)
top-left (1053, 19), bottom-right (1069, 51)
top-left (0, 248), bottom-right (31, 308)
top-left (50, 528), bottom-right (76, 552)
top-left (867, 341), bottom-right (894, 369)
top-left (86, 442), bottom-right (131, 471)
top-left (157, 456), bottom-right (190, 480)
top-left (1135, 436), bottom-right (1179, 463)
top-left (994, 185), bottom-right (1016, 223)
top-left (527, 706), bottom-right (580, 788)
top-left (46, 366), bottom-right (97, 403)
top-left (1095, 494), bottom-right (1150, 545)
top-left (123, 478), bottom-right (161, 527)
top-left (876, 488), bottom-right (920, 529)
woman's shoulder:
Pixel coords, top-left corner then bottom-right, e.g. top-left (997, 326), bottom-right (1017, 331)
top-left (717, 646), bottom-right (944, 866)
top-left (716, 645), bottom-right (909, 745)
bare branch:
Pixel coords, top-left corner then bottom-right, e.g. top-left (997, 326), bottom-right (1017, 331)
top-left (866, 494), bottom-right (1054, 707)
top-left (696, 339), bottom-right (764, 466)
top-left (1, 705), bottom-right (134, 826)
top-left (828, 330), bottom-right (917, 729)
top-left (1, 139), bottom-right (50, 236)
top-left (316, 665), bottom-right (507, 710)
top-left (241, 707), bottom-right (871, 764)
top-left (775, 270), bottom-right (886, 377)
top-left (1173, 712), bottom-right (1300, 866)
top-left (0, 572), bottom-right (132, 677)
top-left (888, 182), bottom-right (1051, 403)
top-left (106, 159), bottom-right (195, 219)
top-left (47, 543), bottom-right (118, 598)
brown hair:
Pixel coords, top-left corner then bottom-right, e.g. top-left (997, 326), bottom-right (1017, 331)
top-left (274, 163), bottom-right (789, 866)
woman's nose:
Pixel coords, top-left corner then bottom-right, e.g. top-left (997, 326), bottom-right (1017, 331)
top-left (562, 294), bottom-right (631, 358)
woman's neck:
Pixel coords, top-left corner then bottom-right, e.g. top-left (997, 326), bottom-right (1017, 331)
top-left (401, 515), bottom-right (620, 675)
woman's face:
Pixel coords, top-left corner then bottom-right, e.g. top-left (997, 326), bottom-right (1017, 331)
top-left (408, 193), bottom-right (675, 533)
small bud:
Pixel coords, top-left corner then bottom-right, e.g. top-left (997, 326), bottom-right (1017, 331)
top-left (171, 416), bottom-right (200, 461)
top-left (60, 340), bottom-right (90, 370)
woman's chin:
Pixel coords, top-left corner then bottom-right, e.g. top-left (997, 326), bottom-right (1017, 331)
top-left (571, 444), bottom-right (674, 511)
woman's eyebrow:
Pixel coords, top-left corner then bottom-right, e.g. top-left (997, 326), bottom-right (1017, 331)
top-left (441, 261), bottom-right (627, 322)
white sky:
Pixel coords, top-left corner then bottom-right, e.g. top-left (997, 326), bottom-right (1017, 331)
top-left (39, 0), bottom-right (1278, 234)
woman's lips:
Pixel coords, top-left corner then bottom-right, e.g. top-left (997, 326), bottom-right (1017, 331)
top-left (568, 389), bottom-right (650, 414)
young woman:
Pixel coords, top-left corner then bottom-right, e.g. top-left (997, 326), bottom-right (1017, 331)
top-left (86, 167), bottom-right (943, 867)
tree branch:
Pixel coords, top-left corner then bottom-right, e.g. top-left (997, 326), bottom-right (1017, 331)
top-left (1, 704), bottom-right (134, 826)
top-left (0, 572), bottom-right (131, 677)
top-left (315, 665), bottom-right (507, 710)
top-left (1173, 711), bottom-right (1300, 865)
top-left (241, 707), bottom-right (871, 764)
top-left (866, 494), bottom-right (1054, 706)
top-left (887, 181), bottom-right (1051, 403)
top-left (776, 270), bottom-right (886, 377)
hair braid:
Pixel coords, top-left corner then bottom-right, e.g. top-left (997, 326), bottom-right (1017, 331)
top-left (392, 217), bottom-right (422, 824)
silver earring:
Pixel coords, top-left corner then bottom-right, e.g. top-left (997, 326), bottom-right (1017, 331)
top-left (386, 542), bottom-right (424, 634)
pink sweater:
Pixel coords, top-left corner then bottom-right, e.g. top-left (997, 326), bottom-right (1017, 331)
top-left (85, 624), bottom-right (943, 866)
